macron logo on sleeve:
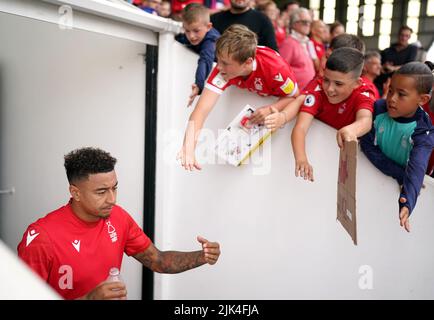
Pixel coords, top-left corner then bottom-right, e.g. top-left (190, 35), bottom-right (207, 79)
top-left (26, 229), bottom-right (40, 247)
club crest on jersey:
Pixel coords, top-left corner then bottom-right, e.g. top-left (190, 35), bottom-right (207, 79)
top-left (254, 78), bottom-right (263, 91)
top-left (106, 220), bottom-right (118, 243)
top-left (304, 94), bottom-right (315, 107)
top-left (211, 72), bottom-right (227, 89)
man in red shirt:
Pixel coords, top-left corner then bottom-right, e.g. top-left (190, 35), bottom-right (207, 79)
top-left (361, 51), bottom-right (382, 100)
top-left (310, 19), bottom-right (329, 74)
top-left (178, 24), bottom-right (299, 171)
top-left (17, 147), bottom-right (220, 300)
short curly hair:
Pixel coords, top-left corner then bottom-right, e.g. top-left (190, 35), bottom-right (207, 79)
top-left (64, 147), bottom-right (117, 183)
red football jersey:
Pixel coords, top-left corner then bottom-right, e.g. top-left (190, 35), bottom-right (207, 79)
top-left (205, 46), bottom-right (298, 98)
top-left (17, 201), bottom-right (151, 300)
top-left (361, 75), bottom-right (380, 100)
top-left (310, 38), bottom-right (325, 61)
top-left (300, 77), bottom-right (375, 129)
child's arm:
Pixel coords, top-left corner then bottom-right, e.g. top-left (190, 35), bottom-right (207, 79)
top-left (177, 88), bottom-right (220, 171)
top-left (398, 132), bottom-right (434, 231)
top-left (291, 112), bottom-right (315, 182)
top-left (359, 131), bottom-right (406, 185)
top-left (336, 109), bottom-right (372, 148)
top-left (249, 91), bottom-right (299, 125)
top-left (264, 94), bottom-right (306, 130)
top-left (187, 38), bottom-right (216, 107)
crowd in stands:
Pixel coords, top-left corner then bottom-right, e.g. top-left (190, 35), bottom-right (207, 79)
top-left (126, 0), bottom-right (433, 232)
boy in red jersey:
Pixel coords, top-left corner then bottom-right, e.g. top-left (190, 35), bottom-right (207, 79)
top-left (265, 48), bottom-right (374, 181)
top-left (17, 147), bottom-right (220, 300)
top-left (177, 24), bottom-right (299, 171)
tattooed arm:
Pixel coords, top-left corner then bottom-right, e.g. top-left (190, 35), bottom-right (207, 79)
top-left (134, 236), bottom-right (220, 274)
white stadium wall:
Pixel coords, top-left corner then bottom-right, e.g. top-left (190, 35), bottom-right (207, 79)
top-left (154, 38), bottom-right (434, 299)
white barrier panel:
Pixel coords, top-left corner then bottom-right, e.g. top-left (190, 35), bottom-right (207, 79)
top-left (155, 42), bottom-right (434, 299)
top-left (0, 240), bottom-right (61, 299)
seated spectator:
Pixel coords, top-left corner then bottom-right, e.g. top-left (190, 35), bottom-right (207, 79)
top-left (175, 3), bottom-right (220, 106)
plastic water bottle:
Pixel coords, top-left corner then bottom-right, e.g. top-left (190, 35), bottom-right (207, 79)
top-left (106, 267), bottom-right (126, 299)
top-left (107, 267), bottom-right (122, 283)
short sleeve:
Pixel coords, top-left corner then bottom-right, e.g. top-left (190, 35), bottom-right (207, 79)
top-left (124, 213), bottom-right (152, 256)
top-left (17, 224), bottom-right (53, 282)
top-left (355, 91), bottom-right (375, 113)
top-left (299, 91), bottom-right (322, 116)
top-left (204, 66), bottom-right (230, 95)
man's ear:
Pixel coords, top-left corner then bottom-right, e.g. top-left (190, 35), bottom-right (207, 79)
top-left (69, 184), bottom-right (80, 201)
top-left (207, 22), bottom-right (212, 31)
top-left (419, 93), bottom-right (431, 107)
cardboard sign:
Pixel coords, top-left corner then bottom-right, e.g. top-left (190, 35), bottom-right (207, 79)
top-left (215, 105), bottom-right (272, 166)
top-left (337, 140), bottom-right (358, 245)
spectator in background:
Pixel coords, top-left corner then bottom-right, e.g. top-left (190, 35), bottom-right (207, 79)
top-left (256, 1), bottom-right (286, 47)
top-left (157, 0), bottom-right (172, 17)
top-left (310, 19), bottom-right (329, 73)
top-left (175, 3), bottom-right (220, 106)
top-left (279, 8), bottom-right (316, 90)
top-left (361, 51), bottom-right (382, 100)
top-left (280, 1), bottom-right (300, 33)
top-left (328, 21), bottom-right (344, 42)
top-left (375, 26), bottom-right (418, 96)
top-left (139, 0), bottom-right (161, 15)
top-left (171, 0), bottom-right (203, 21)
top-left (211, 0), bottom-right (278, 51)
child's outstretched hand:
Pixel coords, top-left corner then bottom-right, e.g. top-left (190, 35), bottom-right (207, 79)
top-left (295, 159), bottom-right (314, 182)
top-left (336, 126), bottom-right (357, 149)
top-left (264, 107), bottom-right (286, 131)
top-left (177, 146), bottom-right (202, 171)
top-left (250, 106), bottom-right (272, 124)
top-left (187, 84), bottom-right (200, 107)
top-left (399, 197), bottom-right (410, 233)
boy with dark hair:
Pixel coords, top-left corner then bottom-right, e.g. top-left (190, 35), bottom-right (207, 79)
top-left (178, 24), bottom-right (299, 171)
top-left (175, 3), bottom-right (220, 106)
top-left (291, 48), bottom-right (374, 181)
top-left (360, 62), bottom-right (434, 232)
top-left (266, 48), bottom-right (375, 181)
top-left (265, 34), bottom-right (371, 129)
top-left (18, 147), bottom-right (221, 299)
